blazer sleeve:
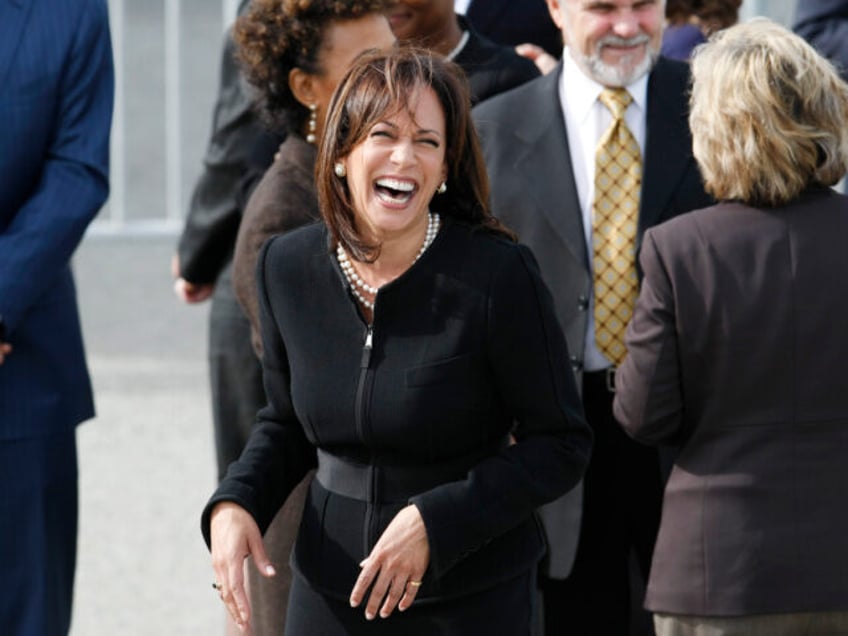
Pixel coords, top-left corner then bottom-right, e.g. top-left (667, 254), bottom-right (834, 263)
top-left (201, 237), bottom-right (317, 546)
top-left (0, 2), bottom-right (112, 332)
top-left (410, 244), bottom-right (592, 580)
top-left (176, 28), bottom-right (262, 284)
top-left (613, 228), bottom-right (685, 444)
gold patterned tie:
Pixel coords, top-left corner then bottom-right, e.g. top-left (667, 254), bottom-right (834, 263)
top-left (593, 88), bottom-right (641, 366)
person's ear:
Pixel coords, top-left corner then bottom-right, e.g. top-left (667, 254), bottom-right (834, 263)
top-left (289, 67), bottom-right (316, 109)
top-left (545, 0), bottom-right (566, 31)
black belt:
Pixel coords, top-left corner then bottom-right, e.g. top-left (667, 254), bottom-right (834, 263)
top-left (584, 367), bottom-right (616, 393)
top-left (316, 439), bottom-right (509, 503)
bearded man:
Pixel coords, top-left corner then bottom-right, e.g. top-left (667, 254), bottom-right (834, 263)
top-left (473, 1), bottom-right (712, 634)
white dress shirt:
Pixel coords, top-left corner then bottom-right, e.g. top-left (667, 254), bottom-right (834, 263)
top-left (558, 50), bottom-right (649, 372)
top-left (454, 0), bottom-right (472, 15)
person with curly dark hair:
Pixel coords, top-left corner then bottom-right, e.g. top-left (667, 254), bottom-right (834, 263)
top-left (231, 0), bottom-right (394, 353)
top-left (219, 2), bottom-right (395, 635)
top-left (662, 0), bottom-right (741, 61)
top-left (204, 47), bottom-right (591, 635)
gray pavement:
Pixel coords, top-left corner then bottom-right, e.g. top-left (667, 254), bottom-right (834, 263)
top-left (70, 232), bottom-right (223, 635)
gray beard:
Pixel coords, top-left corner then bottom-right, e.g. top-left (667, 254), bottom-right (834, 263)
top-left (583, 48), bottom-right (656, 86)
top-left (570, 34), bottom-right (659, 87)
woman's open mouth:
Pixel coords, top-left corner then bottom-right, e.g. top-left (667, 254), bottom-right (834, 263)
top-left (375, 177), bottom-right (417, 205)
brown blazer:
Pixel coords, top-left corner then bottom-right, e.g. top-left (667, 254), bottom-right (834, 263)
top-left (613, 186), bottom-right (848, 616)
top-left (232, 134), bottom-right (318, 355)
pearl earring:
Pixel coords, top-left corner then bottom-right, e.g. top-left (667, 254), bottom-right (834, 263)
top-left (437, 181), bottom-right (447, 194)
top-left (334, 162), bottom-right (346, 178)
top-left (306, 104), bottom-right (317, 145)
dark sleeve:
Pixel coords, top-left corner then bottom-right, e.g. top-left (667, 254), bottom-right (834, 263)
top-left (466, 0), bottom-right (562, 58)
top-left (176, 29), bottom-right (263, 284)
top-left (201, 237), bottom-right (317, 546)
top-left (464, 42), bottom-right (540, 105)
top-left (613, 229), bottom-right (684, 445)
top-left (410, 244), bottom-right (592, 579)
top-left (234, 130), bottom-right (286, 214)
top-left (793, 0), bottom-right (848, 80)
top-left (0, 0), bottom-right (112, 331)
top-left (485, 54), bottom-right (540, 102)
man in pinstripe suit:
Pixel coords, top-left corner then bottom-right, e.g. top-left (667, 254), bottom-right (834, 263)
top-left (0, 0), bottom-right (113, 633)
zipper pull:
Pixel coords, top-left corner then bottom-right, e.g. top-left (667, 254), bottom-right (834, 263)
top-left (361, 327), bottom-right (373, 369)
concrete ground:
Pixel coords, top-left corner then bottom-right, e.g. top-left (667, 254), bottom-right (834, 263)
top-left (69, 232), bottom-right (224, 635)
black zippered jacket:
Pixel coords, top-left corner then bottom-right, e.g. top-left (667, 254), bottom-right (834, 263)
top-left (201, 218), bottom-right (592, 602)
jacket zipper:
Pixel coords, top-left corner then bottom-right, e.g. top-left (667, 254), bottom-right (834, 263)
top-left (354, 326), bottom-right (373, 442)
top-left (355, 325), bottom-right (377, 556)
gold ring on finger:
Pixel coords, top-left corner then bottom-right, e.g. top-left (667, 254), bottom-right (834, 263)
top-left (407, 580), bottom-right (422, 588)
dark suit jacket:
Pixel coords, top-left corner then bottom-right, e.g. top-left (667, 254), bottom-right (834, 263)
top-left (472, 57), bottom-right (713, 577)
top-left (177, 0), bottom-right (260, 286)
top-left (455, 17), bottom-right (540, 105)
top-left (0, 0), bottom-right (113, 439)
top-left (613, 188), bottom-right (848, 615)
top-left (202, 220), bottom-right (591, 603)
top-left (465, 0), bottom-right (562, 58)
top-left (793, 0), bottom-right (848, 80)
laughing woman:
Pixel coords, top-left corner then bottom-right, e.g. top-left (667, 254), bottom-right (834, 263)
top-left (202, 48), bottom-right (591, 635)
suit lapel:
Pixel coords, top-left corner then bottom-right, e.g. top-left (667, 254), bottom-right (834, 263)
top-left (0, 0), bottom-right (32, 88)
top-left (511, 65), bottom-right (588, 269)
top-left (640, 58), bottom-right (695, 235)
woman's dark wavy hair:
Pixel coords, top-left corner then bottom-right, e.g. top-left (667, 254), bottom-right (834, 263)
top-left (665, 0), bottom-right (741, 34)
top-left (233, 0), bottom-right (389, 133)
top-left (316, 47), bottom-right (515, 261)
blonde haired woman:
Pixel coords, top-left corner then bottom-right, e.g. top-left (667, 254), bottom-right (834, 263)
top-left (614, 19), bottom-right (848, 636)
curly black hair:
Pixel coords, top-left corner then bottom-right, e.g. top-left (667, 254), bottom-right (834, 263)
top-left (234, 0), bottom-right (390, 133)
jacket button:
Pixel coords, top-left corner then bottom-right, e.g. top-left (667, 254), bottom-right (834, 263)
top-left (570, 355), bottom-right (583, 372)
top-left (577, 295), bottom-right (589, 311)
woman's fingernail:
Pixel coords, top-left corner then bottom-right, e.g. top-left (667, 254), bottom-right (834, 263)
top-left (365, 611), bottom-right (375, 621)
top-left (265, 564), bottom-right (276, 576)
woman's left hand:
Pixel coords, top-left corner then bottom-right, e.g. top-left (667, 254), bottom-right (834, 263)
top-left (349, 504), bottom-right (430, 620)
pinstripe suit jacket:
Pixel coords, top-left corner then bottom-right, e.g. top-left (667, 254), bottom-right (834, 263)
top-left (0, 0), bottom-right (113, 439)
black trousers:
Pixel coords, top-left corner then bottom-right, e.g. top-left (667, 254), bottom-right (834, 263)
top-left (0, 430), bottom-right (77, 636)
top-left (285, 568), bottom-right (536, 636)
top-left (541, 371), bottom-right (663, 636)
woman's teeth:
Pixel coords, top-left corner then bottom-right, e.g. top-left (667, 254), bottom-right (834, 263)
top-left (375, 178), bottom-right (416, 204)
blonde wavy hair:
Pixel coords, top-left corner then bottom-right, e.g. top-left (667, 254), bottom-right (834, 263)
top-left (689, 18), bottom-right (848, 207)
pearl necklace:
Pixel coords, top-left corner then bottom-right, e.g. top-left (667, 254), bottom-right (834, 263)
top-left (336, 213), bottom-right (441, 310)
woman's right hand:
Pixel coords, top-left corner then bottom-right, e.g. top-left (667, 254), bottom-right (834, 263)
top-left (209, 502), bottom-right (277, 633)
